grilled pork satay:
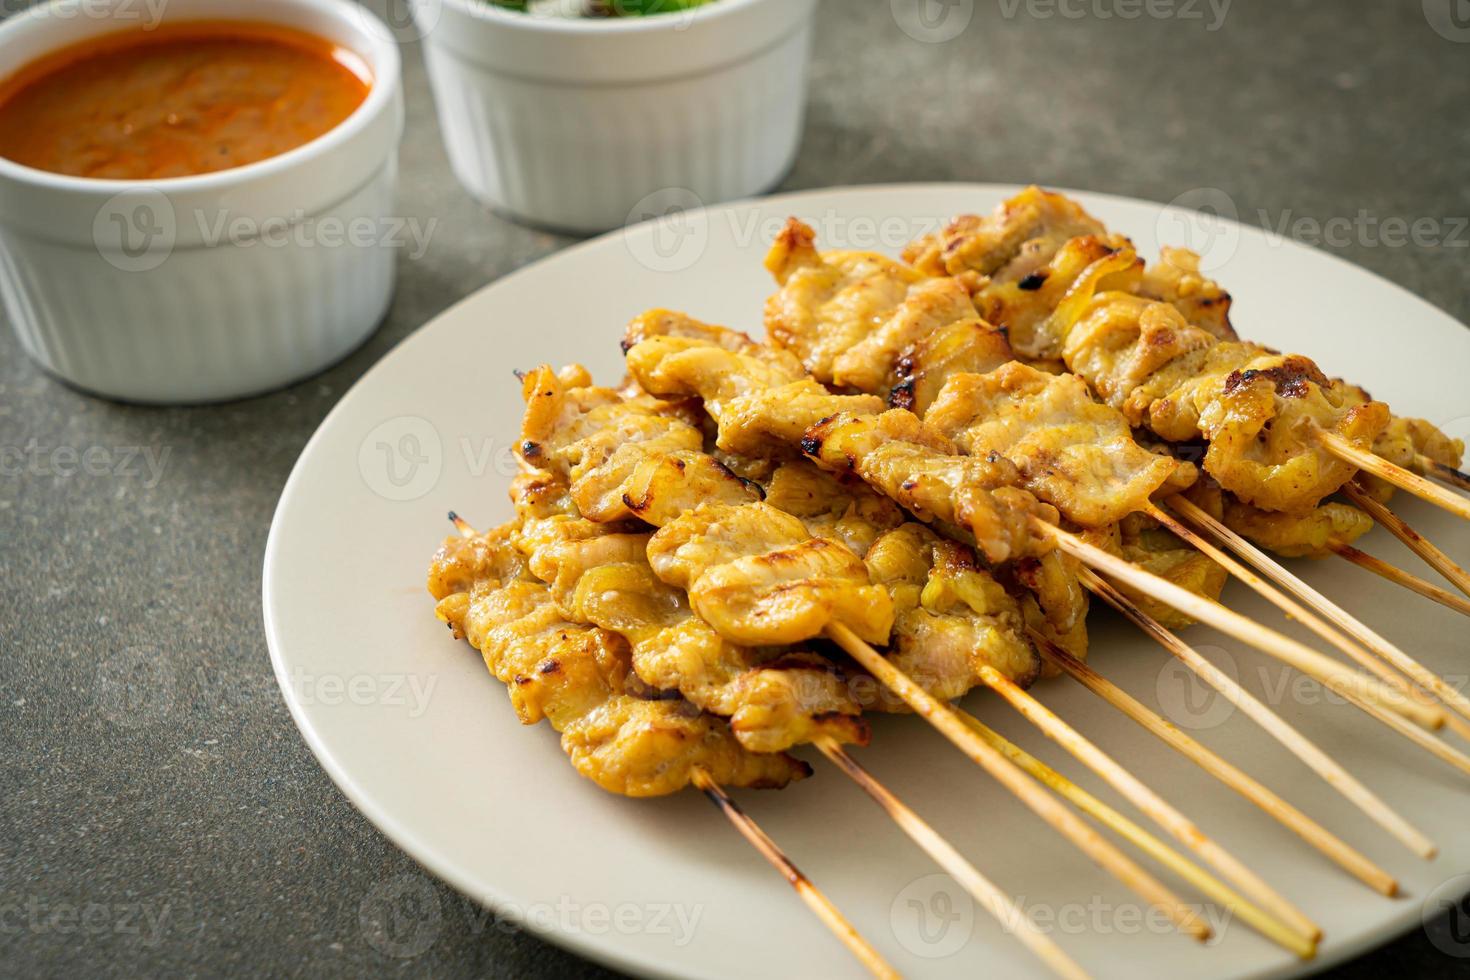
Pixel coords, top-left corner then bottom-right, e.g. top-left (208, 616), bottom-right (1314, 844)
top-left (1183, 479), bottom-right (1374, 560)
top-left (762, 216), bottom-right (939, 389)
top-left (895, 188), bottom-right (1462, 514)
top-left (916, 364), bottom-right (1223, 634)
top-left (646, 501), bottom-right (894, 648)
top-left (1058, 291), bottom-right (1392, 513)
top-left (753, 459), bottom-right (1044, 699)
top-left (1338, 382), bottom-right (1467, 502)
top-left (763, 222), bottom-right (1211, 534)
top-left (1137, 245), bottom-right (1235, 340)
top-left (760, 216), bottom-right (1228, 632)
top-left (898, 188), bottom-right (1460, 489)
top-left (963, 233), bottom-right (1143, 365)
top-left (763, 202), bottom-right (1128, 390)
top-left (864, 523), bottom-right (1043, 696)
top-left (910, 339), bottom-right (1368, 588)
top-left (889, 315), bottom-right (1015, 416)
top-left (625, 327), bottom-right (1058, 565)
top-left (630, 312), bottom-right (1151, 553)
top-left (524, 516), bottom-right (870, 752)
top-left (569, 348), bottom-right (1053, 701)
top-left (902, 185), bottom-right (1110, 285)
top-left (519, 366), bottom-right (894, 648)
top-left (513, 366), bottom-right (879, 750)
top-left (768, 454), bottom-right (1087, 668)
top-left (761, 219), bottom-right (1229, 632)
top-left (757, 457), bottom-right (907, 558)
top-left (924, 361), bottom-right (1194, 528)
top-left (623, 318), bottom-right (1099, 661)
top-left (896, 187), bottom-right (1234, 359)
top-left (1078, 515), bottom-right (1230, 631)
top-left (427, 523), bottom-right (807, 795)
top-left (522, 378), bottom-right (1046, 718)
top-left (762, 220), bottom-right (1237, 636)
top-left (892, 190), bottom-right (1462, 516)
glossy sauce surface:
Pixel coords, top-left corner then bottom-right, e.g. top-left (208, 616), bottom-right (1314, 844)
top-left (0, 22), bottom-right (371, 180)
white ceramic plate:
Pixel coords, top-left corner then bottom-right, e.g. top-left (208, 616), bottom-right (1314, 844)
top-left (263, 184), bottom-right (1470, 979)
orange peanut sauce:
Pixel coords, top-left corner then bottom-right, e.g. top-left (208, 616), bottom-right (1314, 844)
top-left (0, 22), bottom-right (371, 180)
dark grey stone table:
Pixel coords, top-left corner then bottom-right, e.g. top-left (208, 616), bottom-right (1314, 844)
top-left (3, 0), bottom-right (1468, 975)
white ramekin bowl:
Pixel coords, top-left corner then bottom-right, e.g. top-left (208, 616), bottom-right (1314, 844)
top-left (0, 0), bottom-right (404, 403)
top-left (417, 0), bottom-right (818, 234)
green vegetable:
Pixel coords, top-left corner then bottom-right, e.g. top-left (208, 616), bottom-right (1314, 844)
top-left (595, 0), bottom-right (718, 15)
top-left (484, 0), bottom-right (716, 16)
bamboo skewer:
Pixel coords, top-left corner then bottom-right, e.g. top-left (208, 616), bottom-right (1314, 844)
top-left (975, 665), bottom-right (1320, 944)
top-left (1416, 454), bottom-right (1470, 494)
top-left (815, 739), bottom-right (1090, 980)
top-left (1077, 566), bottom-right (1437, 859)
top-left (693, 769), bottom-right (900, 980)
top-left (951, 713), bottom-right (1315, 958)
top-left (1344, 483), bottom-right (1470, 599)
top-left (1145, 502), bottom-right (1452, 735)
top-left (1330, 543), bottom-right (1470, 618)
top-left (1167, 498), bottom-right (1470, 739)
top-left (823, 622), bottom-right (1212, 942)
top-left (1317, 431), bottom-right (1470, 523)
top-left (1029, 634), bottom-right (1397, 897)
top-left (1032, 519), bottom-right (1442, 730)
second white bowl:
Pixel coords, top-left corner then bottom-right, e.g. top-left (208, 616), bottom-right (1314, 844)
top-left (417, 0), bottom-right (819, 234)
